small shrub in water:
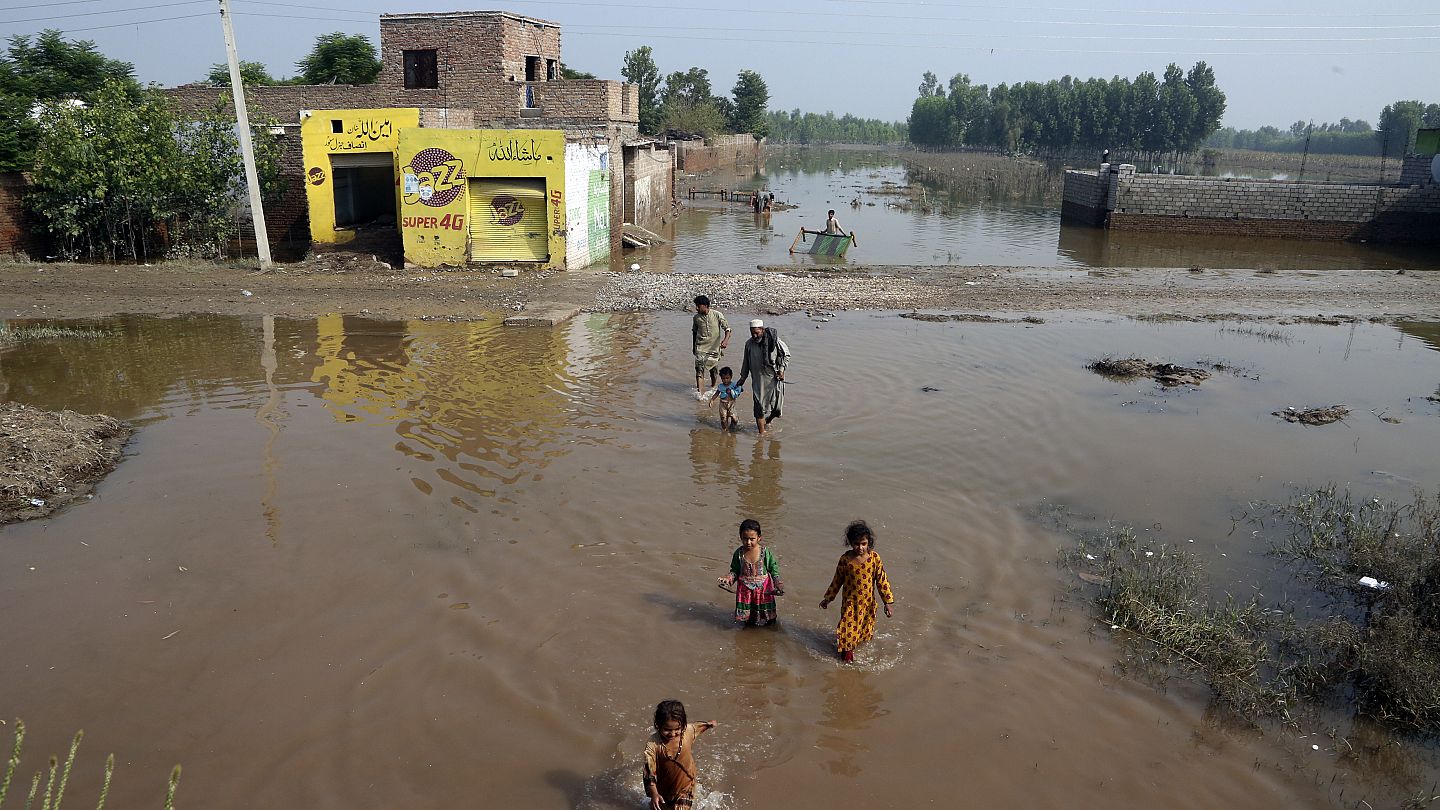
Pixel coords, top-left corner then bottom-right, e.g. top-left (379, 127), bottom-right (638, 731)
top-left (1064, 487), bottom-right (1440, 733)
top-left (1062, 527), bottom-right (1291, 721)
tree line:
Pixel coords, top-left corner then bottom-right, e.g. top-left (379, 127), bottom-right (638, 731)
top-left (621, 46), bottom-right (769, 138)
top-left (1207, 102), bottom-right (1440, 157)
top-left (907, 63), bottom-right (1226, 159)
top-left (764, 110), bottom-right (906, 145)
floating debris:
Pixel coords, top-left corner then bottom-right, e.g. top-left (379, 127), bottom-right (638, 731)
top-left (1087, 357), bottom-right (1211, 387)
top-left (1273, 405), bottom-right (1350, 425)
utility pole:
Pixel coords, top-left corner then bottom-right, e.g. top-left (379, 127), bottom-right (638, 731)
top-left (218, 0), bottom-right (272, 270)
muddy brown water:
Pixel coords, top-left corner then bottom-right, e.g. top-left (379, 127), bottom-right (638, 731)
top-left (4, 312), bottom-right (1440, 807)
top-left (635, 150), bottom-right (1440, 275)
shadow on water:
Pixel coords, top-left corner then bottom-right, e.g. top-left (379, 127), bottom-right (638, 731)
top-left (644, 591), bottom-right (739, 631)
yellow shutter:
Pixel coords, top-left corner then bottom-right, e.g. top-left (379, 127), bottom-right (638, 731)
top-left (468, 178), bottom-right (549, 262)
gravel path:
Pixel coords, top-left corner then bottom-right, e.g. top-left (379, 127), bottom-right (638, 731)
top-left (1, 261), bottom-right (1437, 323)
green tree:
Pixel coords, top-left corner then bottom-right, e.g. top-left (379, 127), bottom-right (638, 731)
top-left (730, 69), bottom-right (769, 136)
top-left (27, 80), bottom-right (280, 260)
top-left (947, 73), bottom-right (989, 145)
top-left (621, 46), bottom-right (661, 135)
top-left (206, 60), bottom-right (279, 86)
top-left (0, 30), bottom-right (137, 172)
top-left (908, 95), bottom-right (951, 147)
top-left (917, 70), bottom-right (941, 98)
top-left (560, 64), bottom-right (596, 80)
top-left (1185, 62), bottom-right (1225, 148)
top-left (662, 67), bottom-right (713, 106)
top-left (659, 97), bottom-right (726, 136)
top-left (295, 32), bottom-right (379, 85)
top-left (660, 67), bottom-right (724, 135)
top-left (1377, 100), bottom-right (1432, 156)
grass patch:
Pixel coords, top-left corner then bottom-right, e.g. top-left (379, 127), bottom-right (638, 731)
top-left (0, 325), bottom-right (109, 346)
top-left (1063, 527), bottom-right (1292, 721)
top-left (1064, 487), bottom-right (1440, 733)
top-left (1220, 323), bottom-right (1292, 344)
top-left (0, 719), bottom-right (180, 809)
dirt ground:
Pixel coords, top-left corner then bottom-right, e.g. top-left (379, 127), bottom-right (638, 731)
top-left (2, 259), bottom-right (1435, 323)
top-left (0, 402), bottom-right (131, 524)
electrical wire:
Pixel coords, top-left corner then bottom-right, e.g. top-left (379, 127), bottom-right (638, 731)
top-left (0, 0), bottom-right (206, 24)
top-left (230, 0), bottom-right (1440, 31)
top-left (563, 28), bottom-right (1437, 56)
top-left (564, 22), bottom-right (1440, 42)
top-left (823, 0), bottom-right (1440, 17)
top-left (8, 2), bottom-right (1435, 57)
top-left (20, 11), bottom-right (210, 32)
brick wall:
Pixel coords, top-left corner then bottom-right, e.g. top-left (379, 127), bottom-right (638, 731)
top-left (167, 84), bottom-right (389, 124)
top-left (533, 81), bottom-right (639, 125)
top-left (623, 143), bottom-right (672, 225)
top-left (1060, 170), bottom-right (1107, 226)
top-left (378, 14), bottom-right (560, 113)
top-left (0, 173), bottom-right (40, 257)
top-left (1062, 166), bottom-right (1440, 244)
top-left (1400, 153), bottom-right (1438, 186)
top-left (673, 135), bottom-right (763, 172)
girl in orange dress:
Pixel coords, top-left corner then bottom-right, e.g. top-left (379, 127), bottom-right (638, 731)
top-left (643, 700), bottom-right (717, 810)
top-left (819, 520), bottom-right (895, 662)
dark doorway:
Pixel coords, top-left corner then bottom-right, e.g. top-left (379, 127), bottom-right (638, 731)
top-left (330, 155), bottom-right (396, 228)
top-left (525, 56), bottom-right (540, 82)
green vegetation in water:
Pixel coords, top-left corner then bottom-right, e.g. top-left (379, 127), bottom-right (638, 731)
top-left (0, 325), bottom-right (109, 345)
top-left (0, 719), bottom-right (180, 809)
top-left (1064, 487), bottom-right (1440, 733)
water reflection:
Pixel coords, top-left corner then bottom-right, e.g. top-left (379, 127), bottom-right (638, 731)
top-left (815, 669), bottom-right (889, 778)
top-left (1398, 321), bottom-right (1440, 353)
top-left (1057, 223), bottom-right (1439, 272)
top-left (737, 439), bottom-right (784, 527)
top-left (688, 428), bottom-right (743, 492)
top-left (0, 315), bottom-right (264, 418)
top-left (630, 146), bottom-right (1440, 274)
top-left (0, 313), bottom-right (658, 524)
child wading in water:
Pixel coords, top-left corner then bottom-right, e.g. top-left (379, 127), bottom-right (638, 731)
top-left (708, 366), bottom-right (743, 431)
top-left (819, 520), bottom-right (895, 662)
top-left (643, 700), bottom-right (717, 810)
top-left (718, 518), bottom-right (784, 626)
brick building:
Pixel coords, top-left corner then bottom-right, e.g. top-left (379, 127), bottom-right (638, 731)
top-left (168, 10), bottom-right (658, 264)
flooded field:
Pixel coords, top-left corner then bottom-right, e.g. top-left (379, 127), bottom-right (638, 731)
top-left (4, 311), bottom-right (1440, 808)
top-left (629, 149), bottom-right (1440, 274)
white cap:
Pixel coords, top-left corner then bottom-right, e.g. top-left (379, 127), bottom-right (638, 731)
top-left (749, 319), bottom-right (764, 328)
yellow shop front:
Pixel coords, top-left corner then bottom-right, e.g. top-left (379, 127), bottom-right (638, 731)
top-left (299, 108), bottom-right (420, 244)
top-left (397, 129), bottom-right (567, 268)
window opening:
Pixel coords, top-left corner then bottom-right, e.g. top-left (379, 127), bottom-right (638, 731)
top-left (404, 49), bottom-right (439, 89)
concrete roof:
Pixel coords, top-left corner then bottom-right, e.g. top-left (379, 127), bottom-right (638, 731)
top-left (379, 11), bottom-right (560, 28)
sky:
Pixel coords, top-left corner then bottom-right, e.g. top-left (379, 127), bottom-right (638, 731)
top-left (3, 0), bottom-right (1437, 131)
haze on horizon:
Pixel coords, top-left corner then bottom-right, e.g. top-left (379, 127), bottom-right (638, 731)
top-left (2, 0), bottom-right (1435, 132)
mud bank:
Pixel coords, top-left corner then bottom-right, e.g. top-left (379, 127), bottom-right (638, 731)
top-left (0, 402), bottom-right (131, 524)
top-left (0, 261), bottom-right (1437, 322)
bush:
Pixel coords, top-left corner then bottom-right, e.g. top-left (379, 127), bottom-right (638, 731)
top-left (1065, 487), bottom-right (1440, 732)
top-left (26, 81), bottom-right (280, 261)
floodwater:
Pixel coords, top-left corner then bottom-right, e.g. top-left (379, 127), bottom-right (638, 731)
top-left (5, 312), bottom-right (1440, 808)
top-left (624, 149), bottom-right (1440, 274)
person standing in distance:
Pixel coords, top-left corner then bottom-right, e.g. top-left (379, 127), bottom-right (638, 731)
top-left (692, 295), bottom-right (731, 394)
